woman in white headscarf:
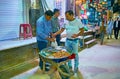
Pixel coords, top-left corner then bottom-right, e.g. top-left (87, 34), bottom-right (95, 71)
top-left (106, 18), bottom-right (113, 39)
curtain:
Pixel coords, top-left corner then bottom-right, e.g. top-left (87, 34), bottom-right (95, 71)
top-left (66, 0), bottom-right (71, 11)
top-left (39, 0), bottom-right (50, 16)
top-left (66, 0), bottom-right (75, 11)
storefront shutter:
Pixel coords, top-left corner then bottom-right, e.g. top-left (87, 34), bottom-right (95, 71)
top-left (0, 0), bottom-right (23, 41)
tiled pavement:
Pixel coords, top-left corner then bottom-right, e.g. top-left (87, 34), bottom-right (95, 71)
top-left (11, 37), bottom-right (120, 79)
top-left (78, 44), bottom-right (120, 79)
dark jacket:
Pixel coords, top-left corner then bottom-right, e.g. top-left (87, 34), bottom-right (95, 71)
top-left (113, 20), bottom-right (120, 30)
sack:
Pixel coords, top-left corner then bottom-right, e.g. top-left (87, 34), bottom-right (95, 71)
top-left (51, 40), bottom-right (58, 47)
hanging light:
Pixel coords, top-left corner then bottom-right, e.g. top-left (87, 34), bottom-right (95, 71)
top-left (87, 12), bottom-right (90, 16)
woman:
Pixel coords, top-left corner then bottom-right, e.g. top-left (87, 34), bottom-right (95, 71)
top-left (106, 18), bottom-right (113, 39)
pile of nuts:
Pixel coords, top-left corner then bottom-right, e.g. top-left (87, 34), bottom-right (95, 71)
top-left (52, 50), bottom-right (70, 58)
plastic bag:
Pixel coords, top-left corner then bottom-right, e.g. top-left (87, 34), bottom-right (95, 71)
top-left (51, 40), bottom-right (58, 47)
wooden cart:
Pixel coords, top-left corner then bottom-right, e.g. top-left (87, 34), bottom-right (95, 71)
top-left (39, 46), bottom-right (75, 79)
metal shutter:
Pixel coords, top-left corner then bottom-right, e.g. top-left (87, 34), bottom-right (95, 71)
top-left (0, 0), bottom-right (23, 41)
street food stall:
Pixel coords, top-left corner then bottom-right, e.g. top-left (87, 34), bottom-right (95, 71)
top-left (39, 46), bottom-right (75, 79)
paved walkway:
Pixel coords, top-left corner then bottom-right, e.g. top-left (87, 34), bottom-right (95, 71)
top-left (79, 44), bottom-right (120, 79)
top-left (11, 37), bottom-right (120, 79)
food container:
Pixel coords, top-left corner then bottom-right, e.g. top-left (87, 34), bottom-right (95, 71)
top-left (39, 46), bottom-right (70, 63)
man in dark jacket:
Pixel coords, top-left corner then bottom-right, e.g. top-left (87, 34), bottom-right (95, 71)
top-left (113, 17), bottom-right (120, 39)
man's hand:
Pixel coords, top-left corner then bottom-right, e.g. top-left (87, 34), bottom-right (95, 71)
top-left (71, 34), bottom-right (78, 38)
top-left (47, 37), bottom-right (55, 42)
top-left (52, 28), bottom-right (65, 38)
top-left (51, 33), bottom-right (57, 38)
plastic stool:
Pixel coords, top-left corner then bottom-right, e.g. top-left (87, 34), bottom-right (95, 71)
top-left (19, 24), bottom-right (32, 39)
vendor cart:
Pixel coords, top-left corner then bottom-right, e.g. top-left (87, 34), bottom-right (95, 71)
top-left (39, 46), bottom-right (75, 79)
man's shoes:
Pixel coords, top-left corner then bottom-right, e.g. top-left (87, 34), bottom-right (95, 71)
top-left (74, 68), bottom-right (78, 73)
top-left (115, 38), bottom-right (118, 39)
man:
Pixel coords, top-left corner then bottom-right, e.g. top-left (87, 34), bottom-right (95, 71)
top-left (53, 10), bottom-right (84, 74)
top-left (51, 8), bottom-right (61, 46)
top-left (113, 17), bottom-right (120, 39)
top-left (36, 10), bottom-right (55, 70)
top-left (100, 20), bottom-right (106, 45)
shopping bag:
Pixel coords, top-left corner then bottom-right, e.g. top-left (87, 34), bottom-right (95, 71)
top-left (51, 40), bottom-right (58, 47)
